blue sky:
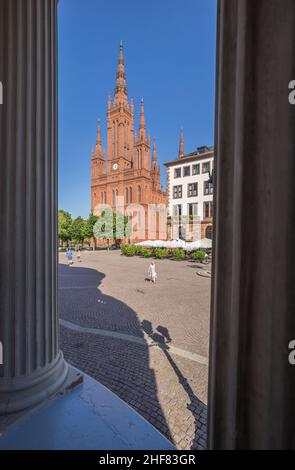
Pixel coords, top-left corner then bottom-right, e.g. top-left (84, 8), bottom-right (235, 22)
top-left (58, 0), bottom-right (217, 218)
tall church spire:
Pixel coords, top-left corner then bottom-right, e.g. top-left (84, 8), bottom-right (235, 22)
top-left (96, 119), bottom-right (102, 153)
top-left (139, 99), bottom-right (146, 140)
top-left (178, 128), bottom-right (185, 158)
top-left (152, 138), bottom-right (157, 171)
top-left (152, 138), bottom-right (157, 162)
top-left (114, 42), bottom-right (127, 101)
top-left (92, 119), bottom-right (106, 178)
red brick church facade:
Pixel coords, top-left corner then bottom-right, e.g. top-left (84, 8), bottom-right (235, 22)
top-left (91, 44), bottom-right (166, 240)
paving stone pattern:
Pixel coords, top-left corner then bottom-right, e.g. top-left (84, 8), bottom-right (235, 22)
top-left (59, 250), bottom-right (210, 450)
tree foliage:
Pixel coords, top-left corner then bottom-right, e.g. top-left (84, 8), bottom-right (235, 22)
top-left (58, 210), bottom-right (72, 244)
top-left (58, 209), bottom-right (131, 246)
top-left (71, 216), bottom-right (86, 243)
top-left (84, 213), bottom-right (99, 239)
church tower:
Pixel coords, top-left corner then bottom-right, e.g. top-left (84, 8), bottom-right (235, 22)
top-left (91, 43), bottom-right (167, 240)
top-left (107, 42), bottom-right (134, 174)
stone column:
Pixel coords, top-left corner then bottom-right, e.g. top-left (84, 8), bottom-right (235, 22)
top-left (209, 0), bottom-right (295, 449)
top-left (0, 0), bottom-right (68, 414)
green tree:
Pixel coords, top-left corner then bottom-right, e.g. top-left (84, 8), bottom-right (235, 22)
top-left (58, 210), bottom-right (72, 246)
top-left (71, 216), bottom-right (86, 245)
top-left (84, 212), bottom-right (99, 239)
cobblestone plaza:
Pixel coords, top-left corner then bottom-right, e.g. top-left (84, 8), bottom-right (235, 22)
top-left (59, 250), bottom-right (210, 450)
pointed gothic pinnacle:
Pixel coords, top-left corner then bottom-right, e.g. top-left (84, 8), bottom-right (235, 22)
top-left (139, 99), bottom-right (146, 140)
top-left (95, 119), bottom-right (104, 158)
top-left (96, 119), bottom-right (102, 145)
top-left (140, 99), bottom-right (145, 129)
top-left (119, 41), bottom-right (124, 64)
top-left (115, 42), bottom-right (127, 98)
top-left (152, 138), bottom-right (157, 162)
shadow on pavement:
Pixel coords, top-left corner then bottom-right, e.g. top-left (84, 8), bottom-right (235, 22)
top-left (59, 263), bottom-right (207, 449)
top-left (58, 263), bottom-right (173, 445)
top-left (141, 320), bottom-right (207, 450)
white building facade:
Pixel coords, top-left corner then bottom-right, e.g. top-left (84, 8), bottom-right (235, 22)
top-left (164, 141), bottom-right (214, 241)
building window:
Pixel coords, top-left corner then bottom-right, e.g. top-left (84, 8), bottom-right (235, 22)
top-left (125, 188), bottom-right (128, 204)
top-left (94, 193), bottom-right (97, 205)
top-left (138, 186), bottom-right (141, 203)
top-left (204, 201), bottom-right (213, 219)
top-left (188, 182), bottom-right (198, 197)
top-left (116, 189), bottom-right (119, 203)
top-left (202, 161), bottom-right (211, 174)
top-left (188, 203), bottom-right (198, 217)
top-left (101, 192), bottom-right (103, 203)
top-left (173, 204), bottom-right (182, 217)
top-left (183, 166), bottom-right (190, 177)
top-left (104, 192), bottom-right (107, 204)
top-left (129, 187), bottom-right (132, 203)
top-left (204, 180), bottom-right (213, 195)
top-left (192, 164), bottom-right (200, 175)
top-left (173, 185), bottom-right (182, 199)
top-left (174, 168), bottom-right (181, 178)
top-left (112, 190), bottom-right (115, 206)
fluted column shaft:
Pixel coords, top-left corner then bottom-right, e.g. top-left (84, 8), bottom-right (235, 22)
top-left (209, 0), bottom-right (295, 449)
top-left (0, 0), bottom-right (68, 413)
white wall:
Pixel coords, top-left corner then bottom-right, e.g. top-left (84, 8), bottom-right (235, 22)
top-left (167, 155), bottom-right (214, 220)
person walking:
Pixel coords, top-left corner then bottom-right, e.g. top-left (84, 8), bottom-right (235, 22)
top-left (66, 248), bottom-right (73, 266)
top-left (148, 261), bottom-right (157, 284)
top-left (77, 249), bottom-right (82, 263)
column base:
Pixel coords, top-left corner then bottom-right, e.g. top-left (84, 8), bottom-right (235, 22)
top-left (0, 369), bottom-right (174, 450)
top-left (0, 353), bottom-right (68, 414)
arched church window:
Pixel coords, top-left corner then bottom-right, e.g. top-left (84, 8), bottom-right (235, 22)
top-left (112, 190), bottom-right (115, 206)
top-left (138, 186), bottom-right (141, 203)
top-left (129, 187), bottom-right (132, 203)
top-left (125, 188), bottom-right (128, 204)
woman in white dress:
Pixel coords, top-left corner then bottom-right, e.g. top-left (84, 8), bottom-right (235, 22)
top-left (148, 261), bottom-right (157, 283)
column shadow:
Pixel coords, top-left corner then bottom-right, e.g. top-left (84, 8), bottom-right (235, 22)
top-left (141, 320), bottom-right (207, 450)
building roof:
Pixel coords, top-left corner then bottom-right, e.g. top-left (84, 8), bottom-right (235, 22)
top-left (163, 147), bottom-right (214, 167)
